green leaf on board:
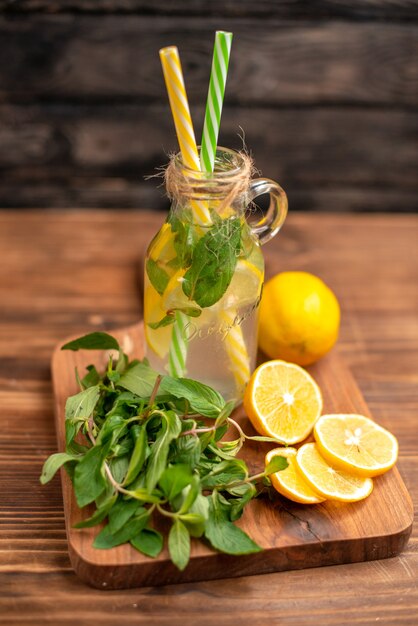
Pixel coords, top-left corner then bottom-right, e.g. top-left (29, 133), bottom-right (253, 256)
top-left (265, 455), bottom-right (289, 475)
top-left (161, 377), bottom-right (225, 418)
top-left (40, 452), bottom-right (79, 485)
top-left (214, 400), bottom-right (236, 429)
top-left (108, 455), bottom-right (130, 484)
top-left (159, 464), bottom-right (194, 502)
top-left (62, 332), bottom-right (119, 352)
top-left (65, 385), bottom-right (101, 421)
top-left (168, 519), bottom-right (190, 571)
top-left (229, 483), bottom-right (257, 522)
top-left (183, 493), bottom-right (209, 538)
top-left (123, 426), bottom-right (148, 486)
top-left (117, 362), bottom-right (161, 398)
top-left (171, 434), bottom-right (201, 469)
top-left (177, 475), bottom-right (201, 515)
top-left (125, 488), bottom-right (162, 504)
top-left (108, 497), bottom-right (141, 534)
top-left (145, 411), bottom-right (182, 491)
top-left (204, 492), bottom-right (262, 555)
top-left (74, 443), bottom-right (110, 508)
top-left (93, 510), bottom-right (149, 549)
top-left (81, 364), bottom-right (101, 389)
top-left (131, 529), bottom-right (163, 558)
top-left (96, 415), bottom-right (127, 446)
top-left (73, 492), bottom-right (118, 529)
top-left (201, 458), bottom-right (247, 489)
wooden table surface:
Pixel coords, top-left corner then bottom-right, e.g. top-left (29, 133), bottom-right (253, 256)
top-left (1, 210), bottom-right (417, 625)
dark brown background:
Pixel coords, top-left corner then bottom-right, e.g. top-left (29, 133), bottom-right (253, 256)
top-left (0, 0), bottom-right (417, 212)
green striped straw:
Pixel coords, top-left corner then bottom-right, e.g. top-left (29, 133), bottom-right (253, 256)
top-left (200, 31), bottom-right (233, 173)
top-left (168, 311), bottom-right (188, 378)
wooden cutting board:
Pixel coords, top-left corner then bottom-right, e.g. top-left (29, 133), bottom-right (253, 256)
top-left (51, 322), bottom-right (413, 590)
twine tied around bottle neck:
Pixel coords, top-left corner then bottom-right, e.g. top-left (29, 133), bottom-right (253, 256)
top-left (164, 150), bottom-right (254, 213)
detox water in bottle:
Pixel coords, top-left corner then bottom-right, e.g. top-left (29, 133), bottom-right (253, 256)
top-left (144, 147), bottom-right (287, 402)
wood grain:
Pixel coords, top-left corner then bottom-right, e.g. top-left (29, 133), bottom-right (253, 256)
top-left (2, 1), bottom-right (418, 20)
top-left (51, 321), bottom-right (413, 589)
top-left (1, 211), bottom-right (418, 622)
top-left (0, 17), bottom-right (417, 105)
top-left (1, 104), bottom-right (417, 211)
top-left (1, 8), bottom-right (417, 212)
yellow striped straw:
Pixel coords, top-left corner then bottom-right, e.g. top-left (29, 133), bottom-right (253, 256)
top-left (159, 46), bottom-right (211, 225)
top-left (220, 309), bottom-right (251, 393)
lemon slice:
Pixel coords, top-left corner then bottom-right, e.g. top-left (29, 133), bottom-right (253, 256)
top-left (149, 223), bottom-right (176, 263)
top-left (314, 414), bottom-right (398, 478)
top-left (220, 258), bottom-right (264, 309)
top-left (162, 269), bottom-right (190, 311)
top-left (296, 443), bottom-right (374, 502)
top-left (143, 283), bottom-right (172, 358)
top-left (266, 448), bottom-right (326, 504)
top-left (243, 360), bottom-right (323, 444)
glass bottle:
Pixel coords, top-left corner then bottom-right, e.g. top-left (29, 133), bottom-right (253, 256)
top-left (144, 147), bottom-right (287, 402)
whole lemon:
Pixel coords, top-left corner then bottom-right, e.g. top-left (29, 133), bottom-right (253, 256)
top-left (258, 271), bottom-right (340, 366)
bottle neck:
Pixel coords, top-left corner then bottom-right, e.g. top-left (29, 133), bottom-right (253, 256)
top-left (165, 147), bottom-right (252, 222)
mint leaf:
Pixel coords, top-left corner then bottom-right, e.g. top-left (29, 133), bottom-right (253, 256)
top-left (161, 377), bottom-right (225, 418)
top-left (74, 492), bottom-right (118, 529)
top-left (172, 434), bottom-right (201, 468)
top-left (265, 455), bottom-right (288, 475)
top-left (145, 411), bottom-right (182, 491)
top-left (118, 362), bottom-right (161, 398)
top-left (168, 519), bottom-right (190, 571)
top-left (96, 415), bottom-right (127, 446)
top-left (74, 444), bottom-right (110, 508)
top-left (40, 452), bottom-right (79, 484)
top-left (214, 400), bottom-right (236, 429)
top-left (108, 497), bottom-right (140, 534)
top-left (168, 213), bottom-right (195, 268)
top-left (200, 458), bottom-right (247, 489)
top-left (182, 218), bottom-right (241, 308)
top-left (65, 385), bottom-right (100, 421)
top-left (119, 366), bottom-right (225, 417)
top-left (229, 483), bottom-right (257, 522)
top-left (81, 365), bottom-right (101, 388)
top-left (123, 426), bottom-right (148, 486)
top-left (93, 510), bottom-right (149, 549)
top-left (124, 488), bottom-right (162, 504)
top-left (109, 456), bottom-right (130, 484)
top-left (175, 307), bottom-right (201, 318)
top-left (62, 332), bottom-right (119, 351)
top-left (159, 464), bottom-right (194, 502)
top-left (148, 314), bottom-right (175, 330)
top-left (184, 492), bottom-right (209, 537)
top-left (131, 529), bottom-right (163, 558)
top-left (146, 258), bottom-right (170, 295)
top-left (178, 475), bottom-right (200, 514)
top-left (204, 493), bottom-right (262, 555)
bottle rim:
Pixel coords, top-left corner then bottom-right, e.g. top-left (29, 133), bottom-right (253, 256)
top-left (172, 146), bottom-right (248, 180)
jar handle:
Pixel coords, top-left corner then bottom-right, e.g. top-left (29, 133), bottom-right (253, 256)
top-left (246, 178), bottom-right (288, 245)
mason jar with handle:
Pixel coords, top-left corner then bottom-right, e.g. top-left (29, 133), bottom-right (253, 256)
top-left (144, 146), bottom-right (287, 402)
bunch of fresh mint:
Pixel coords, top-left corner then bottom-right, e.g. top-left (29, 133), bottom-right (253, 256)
top-left (41, 332), bottom-right (287, 571)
